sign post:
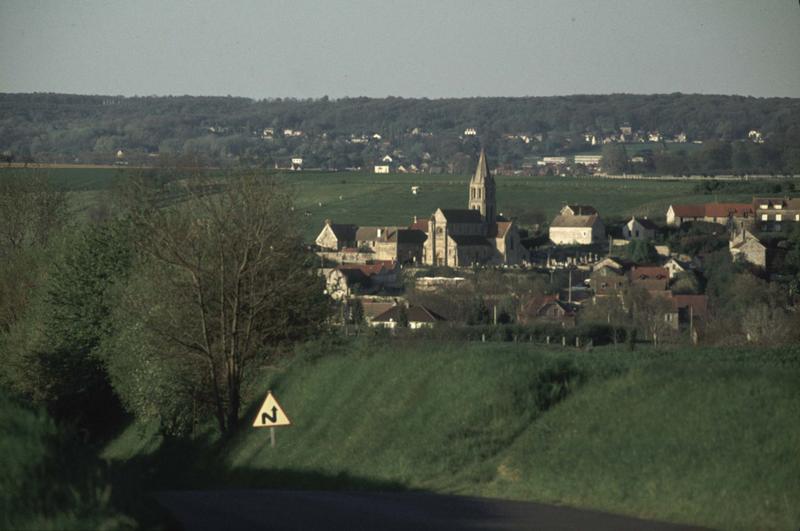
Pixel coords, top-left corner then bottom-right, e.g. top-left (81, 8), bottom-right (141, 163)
top-left (252, 390), bottom-right (292, 448)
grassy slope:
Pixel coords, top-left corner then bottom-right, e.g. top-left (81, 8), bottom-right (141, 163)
top-left (204, 340), bottom-right (800, 530)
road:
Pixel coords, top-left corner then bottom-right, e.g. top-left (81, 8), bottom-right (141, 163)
top-left (156, 490), bottom-right (709, 531)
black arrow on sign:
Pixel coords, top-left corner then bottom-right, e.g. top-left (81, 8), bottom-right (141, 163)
top-left (262, 406), bottom-right (278, 424)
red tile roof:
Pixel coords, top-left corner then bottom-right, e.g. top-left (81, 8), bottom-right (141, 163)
top-left (671, 203), bottom-right (753, 218)
top-left (671, 294), bottom-right (708, 317)
top-left (409, 218), bottom-right (429, 231)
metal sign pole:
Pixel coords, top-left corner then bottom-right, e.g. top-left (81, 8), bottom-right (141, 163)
top-left (270, 427), bottom-right (276, 448)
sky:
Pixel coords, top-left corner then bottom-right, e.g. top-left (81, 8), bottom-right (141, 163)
top-left (1, 0), bottom-right (799, 99)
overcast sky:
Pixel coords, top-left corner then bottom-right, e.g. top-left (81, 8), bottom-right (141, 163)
top-left (1, 0), bottom-right (799, 99)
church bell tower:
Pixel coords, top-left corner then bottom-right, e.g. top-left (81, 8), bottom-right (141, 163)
top-left (468, 148), bottom-right (496, 224)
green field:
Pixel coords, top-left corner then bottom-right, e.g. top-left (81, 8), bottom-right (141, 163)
top-left (0, 166), bottom-right (757, 240)
top-left (102, 339), bottom-right (800, 530)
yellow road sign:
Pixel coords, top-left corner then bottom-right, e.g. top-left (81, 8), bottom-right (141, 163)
top-left (253, 391), bottom-right (292, 428)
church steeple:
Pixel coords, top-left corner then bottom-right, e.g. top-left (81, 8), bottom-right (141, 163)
top-left (468, 148), bottom-right (496, 223)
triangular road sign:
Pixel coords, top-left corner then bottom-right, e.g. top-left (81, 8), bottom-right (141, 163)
top-left (252, 391), bottom-right (292, 428)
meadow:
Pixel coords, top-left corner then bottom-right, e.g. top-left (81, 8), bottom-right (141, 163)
top-left (1, 166), bottom-right (755, 240)
top-left (100, 339), bottom-right (800, 531)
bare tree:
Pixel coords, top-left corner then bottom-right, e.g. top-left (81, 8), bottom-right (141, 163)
top-left (125, 173), bottom-right (327, 433)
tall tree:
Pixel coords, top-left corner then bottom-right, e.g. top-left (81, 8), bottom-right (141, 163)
top-left (124, 173), bottom-right (328, 433)
top-left (600, 144), bottom-right (629, 174)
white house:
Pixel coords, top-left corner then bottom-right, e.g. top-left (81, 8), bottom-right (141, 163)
top-left (622, 217), bottom-right (658, 240)
top-left (374, 165), bottom-right (390, 174)
top-left (574, 155), bottom-right (602, 166)
top-left (369, 303), bottom-right (446, 329)
top-left (550, 205), bottom-right (604, 245)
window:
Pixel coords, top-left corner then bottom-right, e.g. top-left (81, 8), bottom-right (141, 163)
top-left (796, 214), bottom-right (799, 221)
top-left (760, 204), bottom-right (768, 209)
top-left (776, 214), bottom-right (782, 222)
top-left (775, 204), bottom-right (783, 209)
top-left (761, 214), bottom-right (768, 221)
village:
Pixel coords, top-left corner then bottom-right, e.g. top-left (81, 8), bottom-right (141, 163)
top-left (313, 151), bottom-right (800, 342)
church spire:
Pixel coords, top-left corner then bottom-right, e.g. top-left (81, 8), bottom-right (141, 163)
top-left (468, 148), bottom-right (496, 223)
top-left (473, 148), bottom-right (491, 183)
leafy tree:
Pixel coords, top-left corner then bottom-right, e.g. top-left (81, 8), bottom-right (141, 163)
top-left (121, 173), bottom-right (328, 434)
top-left (625, 239), bottom-right (658, 264)
top-left (6, 221), bottom-right (134, 432)
top-left (467, 297), bottom-right (491, 325)
top-left (350, 298), bottom-right (365, 326)
top-left (601, 144), bottom-right (629, 174)
top-left (0, 172), bottom-right (67, 253)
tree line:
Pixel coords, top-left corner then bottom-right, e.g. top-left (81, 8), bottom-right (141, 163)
top-left (1, 93), bottom-right (799, 173)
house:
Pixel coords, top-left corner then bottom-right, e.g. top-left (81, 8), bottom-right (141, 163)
top-left (316, 220), bottom-right (358, 250)
top-left (663, 257), bottom-right (690, 279)
top-left (628, 266), bottom-right (669, 292)
top-left (361, 300), bottom-right (396, 324)
top-left (729, 229), bottom-right (766, 268)
top-left (574, 155), bottom-right (602, 166)
top-left (622, 217), bottom-right (658, 240)
top-left (748, 130), bottom-right (764, 143)
top-left (355, 226), bottom-right (427, 264)
top-left (753, 197), bottom-right (800, 231)
top-left (374, 165), bottom-right (390, 174)
top-left (370, 303), bottom-right (446, 329)
top-left (463, 128), bottom-right (477, 136)
top-left (290, 157), bottom-right (303, 170)
top-left (321, 267), bottom-right (366, 300)
top-left (666, 203), bottom-right (754, 229)
top-left (542, 156), bottom-right (568, 165)
top-left (535, 300), bottom-right (578, 327)
top-left (321, 261), bottom-right (400, 300)
top-left (549, 205), bottom-right (605, 245)
top-left (590, 263), bottom-right (628, 297)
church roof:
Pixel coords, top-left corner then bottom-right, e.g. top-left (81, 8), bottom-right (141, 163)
top-left (439, 209), bottom-right (483, 223)
top-left (488, 221), bottom-right (513, 238)
top-left (471, 148), bottom-right (493, 184)
top-left (449, 235), bottom-right (492, 246)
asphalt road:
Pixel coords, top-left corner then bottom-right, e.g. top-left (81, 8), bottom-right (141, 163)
top-left (156, 490), bottom-right (710, 531)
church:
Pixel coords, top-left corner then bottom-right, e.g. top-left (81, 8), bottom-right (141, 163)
top-left (315, 149), bottom-right (525, 268)
top-left (422, 149), bottom-right (523, 267)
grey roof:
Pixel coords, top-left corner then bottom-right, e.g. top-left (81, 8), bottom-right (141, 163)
top-left (329, 223), bottom-right (358, 241)
top-left (355, 226), bottom-right (401, 242)
top-left (471, 148), bottom-right (494, 184)
top-left (396, 229), bottom-right (428, 244)
top-left (633, 217), bottom-right (659, 230)
top-left (440, 209), bottom-right (483, 223)
top-left (550, 213), bottom-right (600, 228)
top-left (372, 304), bottom-right (446, 323)
top-left (450, 235), bottom-right (492, 246)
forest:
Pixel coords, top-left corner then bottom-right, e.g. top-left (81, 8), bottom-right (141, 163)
top-left (1, 92), bottom-right (799, 174)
